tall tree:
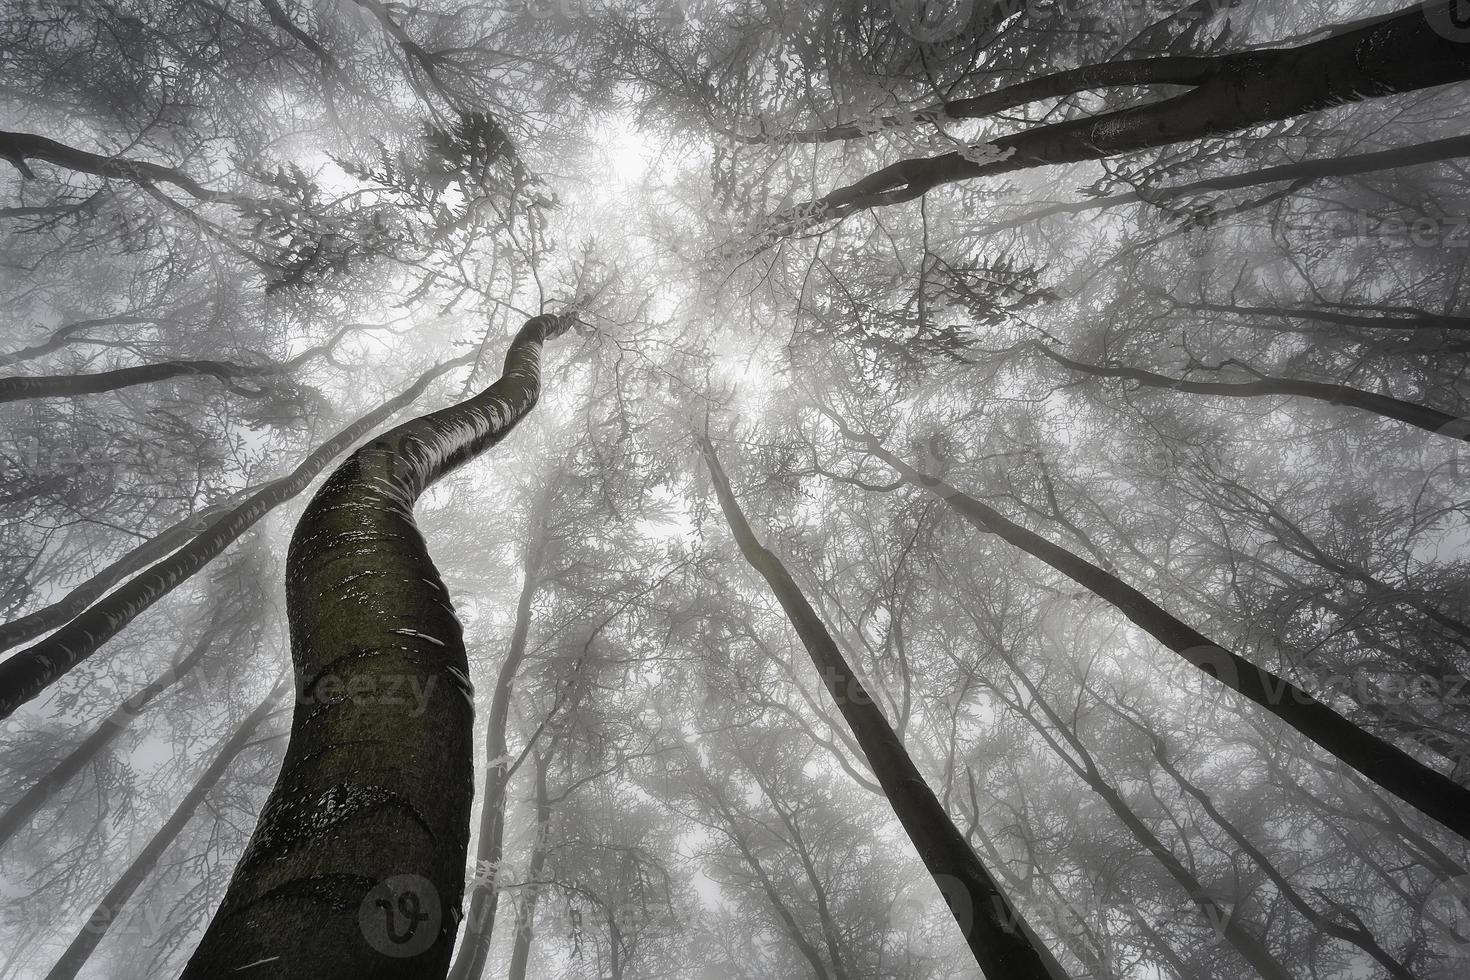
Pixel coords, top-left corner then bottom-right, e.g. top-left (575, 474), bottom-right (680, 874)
top-left (180, 312), bottom-right (572, 978)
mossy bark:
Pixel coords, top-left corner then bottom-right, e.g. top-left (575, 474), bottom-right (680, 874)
top-left (180, 314), bottom-right (570, 979)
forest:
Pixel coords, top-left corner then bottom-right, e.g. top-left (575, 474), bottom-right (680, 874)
top-left (1, 0), bottom-right (1469, 977)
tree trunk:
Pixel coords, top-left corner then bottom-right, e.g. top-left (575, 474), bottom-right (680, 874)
top-left (506, 751), bottom-right (553, 980)
top-left (0, 350), bottom-right (477, 720)
top-left (0, 318), bottom-right (379, 403)
top-left (1181, 300), bottom-right (1470, 334)
top-left (777, 4), bottom-right (1470, 226)
top-left (179, 313), bottom-right (570, 980)
top-left (991, 656), bottom-right (1294, 980)
top-left (698, 435), bottom-right (1070, 980)
top-left (976, 134), bottom-right (1470, 237)
top-left (449, 513), bottom-right (544, 980)
top-left (1128, 718), bottom-right (1417, 979)
top-left (841, 428), bottom-right (1470, 842)
top-left (41, 678), bottom-right (287, 980)
top-left (0, 626), bottom-right (218, 851)
top-left (1031, 344), bottom-right (1468, 441)
top-left (0, 496), bottom-right (243, 655)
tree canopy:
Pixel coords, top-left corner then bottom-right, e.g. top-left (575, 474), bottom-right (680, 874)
top-left (2, 1), bottom-right (1469, 978)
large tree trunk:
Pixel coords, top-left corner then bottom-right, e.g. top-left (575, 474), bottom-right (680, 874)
top-left (179, 313), bottom-right (570, 980)
top-left (839, 427), bottom-right (1470, 842)
top-left (449, 510), bottom-right (544, 980)
top-left (0, 351), bottom-right (477, 720)
top-left (41, 678), bottom-right (288, 980)
top-left (698, 435), bottom-right (1070, 980)
top-left (775, 3), bottom-right (1470, 227)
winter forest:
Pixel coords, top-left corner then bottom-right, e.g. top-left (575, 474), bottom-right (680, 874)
top-left (3, 0), bottom-right (1470, 977)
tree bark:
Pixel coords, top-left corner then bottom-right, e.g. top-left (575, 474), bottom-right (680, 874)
top-left (0, 319), bottom-right (381, 403)
top-left (0, 351), bottom-right (476, 720)
top-left (774, 4), bottom-right (1470, 228)
top-left (1030, 343), bottom-right (1469, 441)
top-left (839, 427), bottom-right (1470, 843)
top-left (975, 134), bottom-right (1470, 237)
top-left (0, 626), bottom-right (219, 852)
top-left (41, 678), bottom-right (288, 980)
top-left (0, 130), bottom-right (240, 203)
top-left (698, 435), bottom-right (1070, 980)
top-left (179, 313), bottom-right (570, 980)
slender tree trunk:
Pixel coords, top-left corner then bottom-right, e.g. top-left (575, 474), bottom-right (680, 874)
top-left (776, 4), bottom-right (1470, 226)
top-left (698, 435), bottom-right (1070, 980)
top-left (41, 678), bottom-right (287, 980)
top-left (0, 314), bottom-right (170, 368)
top-left (506, 752), bottom-right (553, 980)
top-left (0, 626), bottom-right (219, 851)
top-left (690, 749), bottom-right (835, 980)
top-left (745, 763), bottom-right (852, 980)
top-left (990, 657), bottom-right (1294, 980)
top-left (0, 130), bottom-right (242, 203)
top-left (0, 318), bottom-right (379, 402)
top-left (839, 426), bottom-right (1470, 843)
top-left (0, 496), bottom-right (243, 655)
top-left (1030, 344), bottom-right (1469, 441)
top-left (1128, 721), bottom-right (1418, 978)
top-left (0, 358), bottom-right (280, 402)
top-left (180, 313), bottom-right (570, 980)
top-left (1181, 300), bottom-right (1470, 333)
top-left (976, 134), bottom-right (1470, 237)
top-left (0, 350), bottom-right (477, 720)
top-left (449, 515), bottom-right (544, 980)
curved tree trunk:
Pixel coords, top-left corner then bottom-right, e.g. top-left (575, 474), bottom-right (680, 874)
top-left (179, 313), bottom-right (570, 980)
top-left (449, 511), bottom-right (544, 980)
top-left (839, 427), bottom-right (1470, 843)
top-left (0, 351), bottom-right (476, 720)
top-left (698, 435), bottom-right (1070, 980)
top-left (41, 678), bottom-right (288, 980)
